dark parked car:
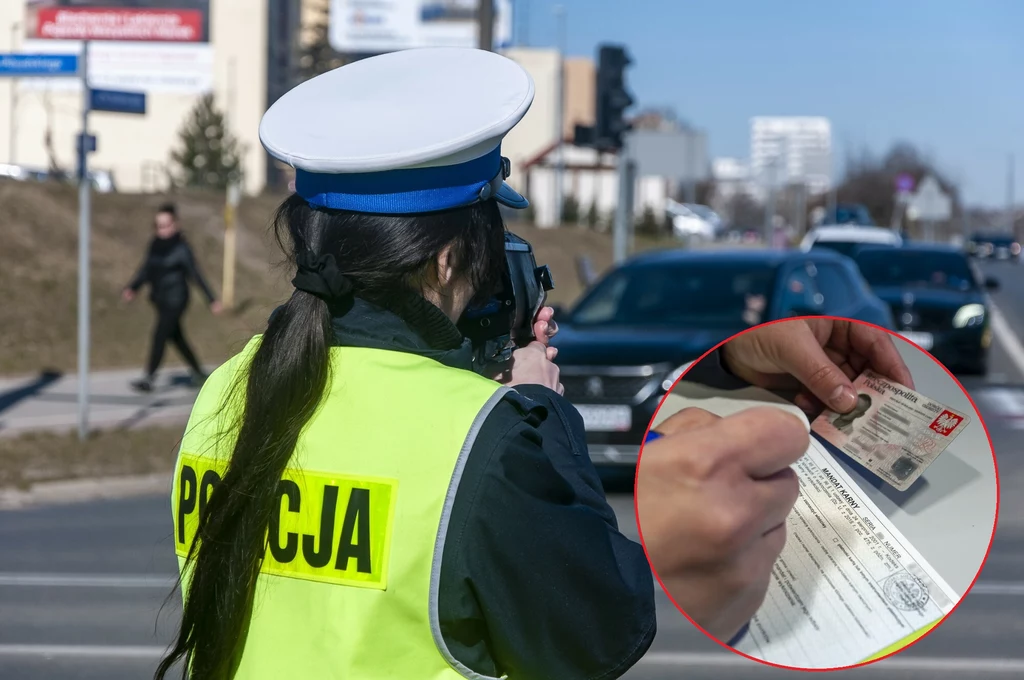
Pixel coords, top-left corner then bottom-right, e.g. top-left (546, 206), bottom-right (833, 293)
top-left (966, 232), bottom-right (1020, 262)
top-left (854, 245), bottom-right (999, 375)
top-left (551, 249), bottom-right (894, 470)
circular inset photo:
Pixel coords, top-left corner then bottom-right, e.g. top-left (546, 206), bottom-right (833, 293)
top-left (635, 316), bottom-right (999, 671)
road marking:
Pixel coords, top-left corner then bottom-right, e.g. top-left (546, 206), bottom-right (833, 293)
top-left (990, 301), bottom-right (1024, 382)
top-left (6, 573), bottom-right (1024, 597)
top-left (0, 644), bottom-right (165, 659)
top-left (0, 573), bottom-right (177, 588)
top-left (639, 652), bottom-right (1024, 672)
top-left (656, 580), bottom-right (1024, 599)
top-left (970, 582), bottom-right (1024, 596)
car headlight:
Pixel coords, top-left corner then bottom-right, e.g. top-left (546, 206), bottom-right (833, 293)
top-left (662, 361), bottom-right (696, 392)
top-left (953, 304), bottom-right (986, 329)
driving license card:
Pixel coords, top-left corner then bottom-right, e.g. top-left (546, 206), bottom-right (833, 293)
top-left (810, 370), bottom-right (971, 491)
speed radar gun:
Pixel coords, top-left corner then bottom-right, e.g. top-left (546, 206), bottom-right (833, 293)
top-left (459, 232), bottom-right (554, 376)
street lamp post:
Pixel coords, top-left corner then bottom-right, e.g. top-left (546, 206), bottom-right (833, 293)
top-left (553, 5), bottom-right (566, 226)
top-left (478, 0), bottom-right (494, 51)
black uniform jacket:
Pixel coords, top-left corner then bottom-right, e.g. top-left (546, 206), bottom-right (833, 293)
top-left (127, 233), bottom-right (216, 309)
top-left (330, 293), bottom-right (657, 680)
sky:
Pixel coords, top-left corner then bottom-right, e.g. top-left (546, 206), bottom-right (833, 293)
top-left (515, 0), bottom-right (1023, 208)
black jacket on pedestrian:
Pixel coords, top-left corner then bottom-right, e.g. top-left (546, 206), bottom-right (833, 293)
top-left (323, 292), bottom-right (657, 680)
top-left (128, 233), bottom-right (216, 309)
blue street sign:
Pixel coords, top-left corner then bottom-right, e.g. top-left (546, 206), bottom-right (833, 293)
top-left (90, 88), bottom-right (147, 115)
top-left (0, 53), bottom-right (79, 77)
top-left (77, 133), bottom-right (97, 154)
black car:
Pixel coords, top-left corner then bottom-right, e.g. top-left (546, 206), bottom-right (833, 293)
top-left (551, 249), bottom-right (894, 469)
top-left (966, 232), bottom-right (1020, 262)
top-left (854, 245), bottom-right (999, 375)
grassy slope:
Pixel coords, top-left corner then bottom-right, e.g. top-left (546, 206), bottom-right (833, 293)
top-left (0, 179), bottom-right (678, 374)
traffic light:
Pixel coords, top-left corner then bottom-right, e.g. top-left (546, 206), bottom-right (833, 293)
top-left (595, 44), bottom-right (634, 151)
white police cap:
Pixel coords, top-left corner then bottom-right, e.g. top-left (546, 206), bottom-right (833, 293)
top-left (260, 47), bottom-right (535, 214)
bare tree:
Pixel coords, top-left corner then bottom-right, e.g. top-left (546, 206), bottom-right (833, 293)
top-left (833, 142), bottom-right (961, 229)
top-left (723, 192), bottom-right (763, 229)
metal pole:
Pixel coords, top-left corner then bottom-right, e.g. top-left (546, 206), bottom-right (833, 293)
top-left (222, 181), bottom-right (240, 309)
top-left (1008, 154), bottom-right (1016, 236)
top-left (795, 181), bottom-right (807, 238)
top-left (8, 22), bottom-right (19, 164)
top-left (763, 159), bottom-right (776, 242)
top-left (77, 40), bottom-right (91, 441)
top-left (520, 0), bottom-right (530, 46)
top-left (613, 152), bottom-right (632, 264)
top-left (553, 5), bottom-right (565, 226)
top-left (478, 0), bottom-right (494, 51)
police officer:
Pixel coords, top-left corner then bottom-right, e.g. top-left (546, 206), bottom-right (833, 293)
top-left (158, 49), bottom-right (655, 680)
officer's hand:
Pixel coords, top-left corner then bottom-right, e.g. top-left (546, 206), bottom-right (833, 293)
top-left (532, 306), bottom-right (559, 361)
top-left (722, 318), bottom-right (913, 416)
top-left (636, 406), bottom-right (807, 643)
top-left (505, 341), bottom-right (563, 395)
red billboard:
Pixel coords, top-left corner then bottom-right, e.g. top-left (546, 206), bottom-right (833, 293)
top-left (33, 8), bottom-right (204, 42)
top-left (26, 1), bottom-right (211, 43)
top-left (22, 1), bottom-right (213, 92)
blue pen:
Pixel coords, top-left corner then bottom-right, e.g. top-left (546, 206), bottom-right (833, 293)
top-left (644, 430), bottom-right (663, 444)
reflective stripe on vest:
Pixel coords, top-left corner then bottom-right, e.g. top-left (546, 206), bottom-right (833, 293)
top-left (172, 338), bottom-right (507, 679)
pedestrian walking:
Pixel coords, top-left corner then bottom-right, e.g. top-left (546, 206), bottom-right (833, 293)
top-left (122, 203), bottom-right (222, 392)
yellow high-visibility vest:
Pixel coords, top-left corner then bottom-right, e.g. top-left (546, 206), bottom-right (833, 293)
top-left (172, 337), bottom-right (508, 679)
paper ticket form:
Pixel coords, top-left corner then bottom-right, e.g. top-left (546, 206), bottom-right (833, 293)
top-left (810, 370), bottom-right (971, 491)
top-left (733, 435), bottom-right (960, 668)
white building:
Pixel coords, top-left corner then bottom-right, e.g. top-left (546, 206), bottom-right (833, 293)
top-left (523, 141), bottom-right (674, 229)
top-left (750, 117), bottom-right (832, 196)
top-left (0, 0), bottom-right (277, 195)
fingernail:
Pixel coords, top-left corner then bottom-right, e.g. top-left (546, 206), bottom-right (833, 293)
top-left (794, 394), bottom-right (814, 413)
top-left (830, 385), bottom-right (857, 411)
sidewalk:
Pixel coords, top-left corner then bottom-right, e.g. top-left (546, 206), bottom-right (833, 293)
top-left (0, 368), bottom-right (205, 438)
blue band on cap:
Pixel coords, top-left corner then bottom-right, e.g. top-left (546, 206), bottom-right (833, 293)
top-left (296, 146), bottom-right (503, 214)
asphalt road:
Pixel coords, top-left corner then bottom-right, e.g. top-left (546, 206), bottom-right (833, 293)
top-left (2, 260), bottom-right (1022, 680)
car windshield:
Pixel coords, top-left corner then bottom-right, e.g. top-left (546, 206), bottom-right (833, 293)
top-left (569, 262), bottom-right (777, 328)
top-left (855, 250), bottom-right (977, 291)
top-left (812, 241), bottom-right (880, 258)
top-left (831, 205), bottom-right (874, 226)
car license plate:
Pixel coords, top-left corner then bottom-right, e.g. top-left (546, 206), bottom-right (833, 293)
top-left (900, 331), bottom-right (934, 350)
top-left (574, 405), bottom-right (632, 432)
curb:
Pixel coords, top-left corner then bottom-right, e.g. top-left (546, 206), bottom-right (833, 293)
top-left (0, 472), bottom-right (170, 510)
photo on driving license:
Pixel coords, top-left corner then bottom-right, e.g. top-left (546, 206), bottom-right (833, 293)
top-left (0, 1), bottom-right (1020, 679)
top-left (635, 317), bottom-right (998, 670)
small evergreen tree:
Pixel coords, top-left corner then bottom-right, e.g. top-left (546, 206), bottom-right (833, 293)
top-left (585, 201), bottom-right (601, 229)
top-left (636, 206), bottom-right (662, 235)
top-left (562, 195), bottom-right (581, 224)
top-left (170, 93), bottom-right (243, 191)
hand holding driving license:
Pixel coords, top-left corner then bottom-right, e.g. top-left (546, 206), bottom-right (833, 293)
top-left (811, 370), bottom-right (970, 491)
top-left (721, 318), bottom-right (914, 416)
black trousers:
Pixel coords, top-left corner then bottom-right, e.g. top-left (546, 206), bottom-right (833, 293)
top-left (146, 304), bottom-right (203, 377)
